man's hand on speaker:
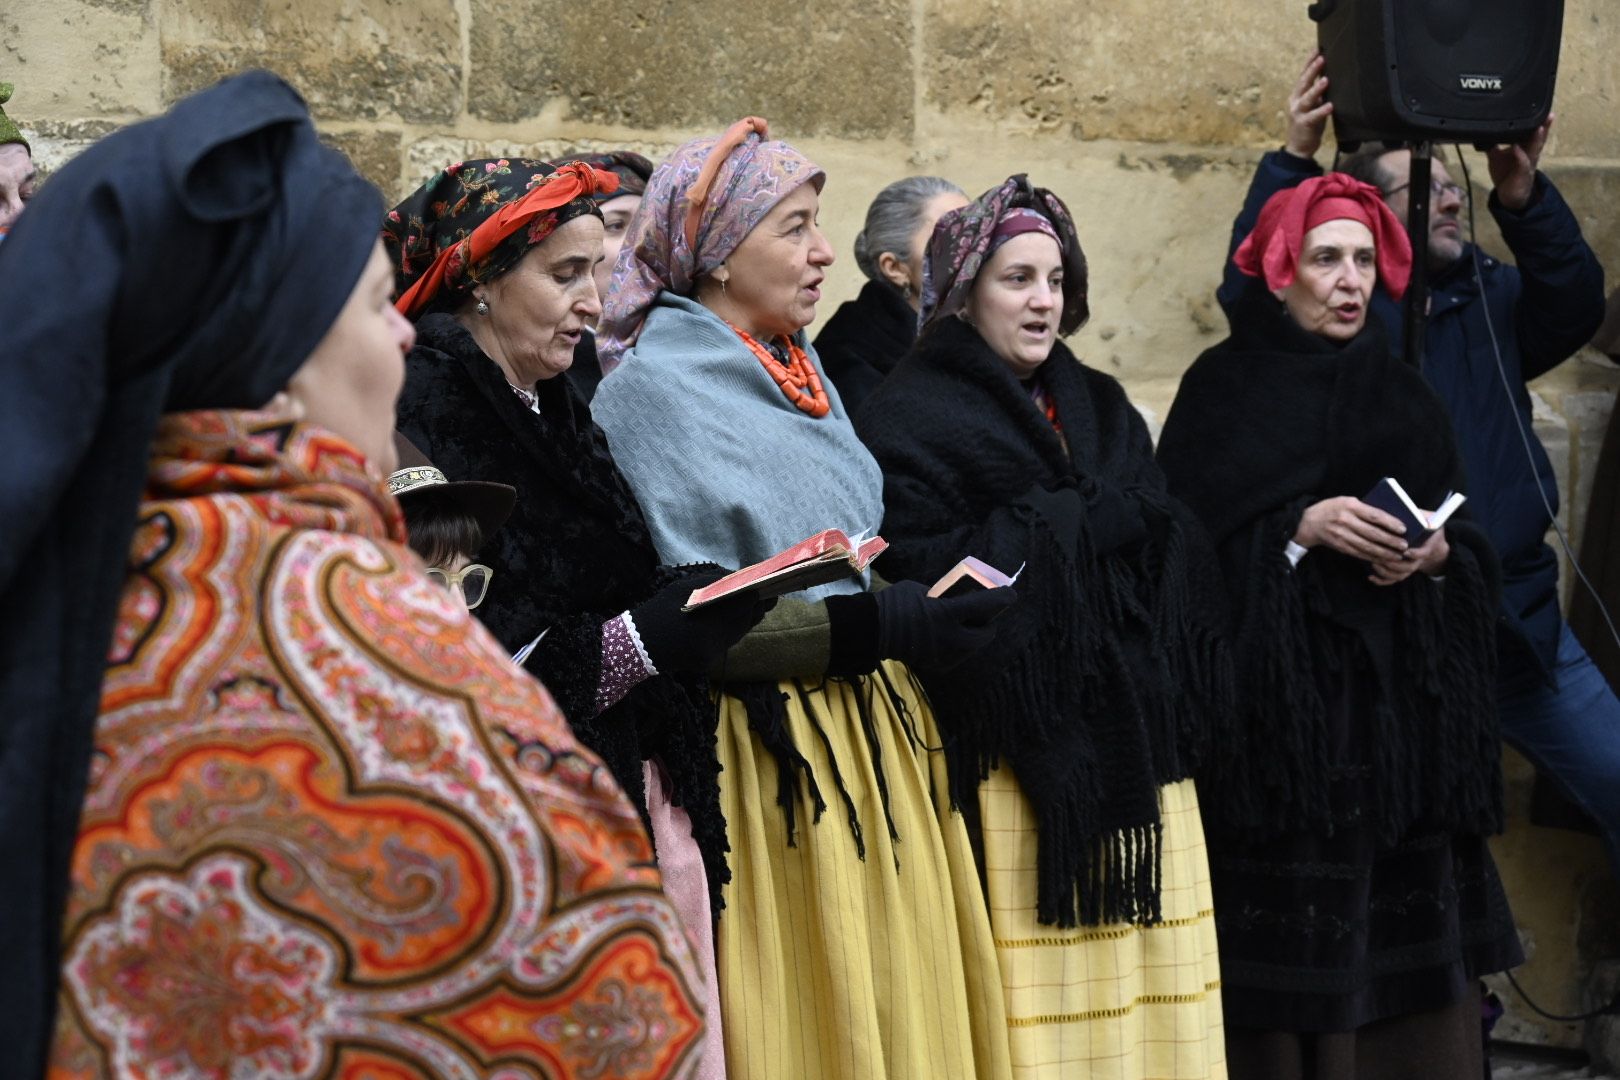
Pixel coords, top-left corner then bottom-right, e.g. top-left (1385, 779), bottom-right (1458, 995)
top-left (1488, 113), bottom-right (1552, 212)
top-left (1284, 51), bottom-right (1333, 161)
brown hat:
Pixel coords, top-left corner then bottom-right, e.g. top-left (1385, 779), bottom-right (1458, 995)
top-left (387, 432), bottom-right (516, 539)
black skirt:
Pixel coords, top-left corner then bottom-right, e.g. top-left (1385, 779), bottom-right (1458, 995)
top-left (1209, 608), bottom-right (1522, 1033)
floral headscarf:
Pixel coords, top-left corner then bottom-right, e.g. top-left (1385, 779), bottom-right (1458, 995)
top-left (555, 150), bottom-right (655, 202)
top-left (1232, 172), bottom-right (1412, 300)
top-left (918, 174), bottom-right (1089, 336)
top-left (382, 157), bottom-right (617, 319)
top-left (596, 117), bottom-right (825, 372)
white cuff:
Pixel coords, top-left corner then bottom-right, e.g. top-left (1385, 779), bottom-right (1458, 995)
top-left (1284, 540), bottom-right (1309, 568)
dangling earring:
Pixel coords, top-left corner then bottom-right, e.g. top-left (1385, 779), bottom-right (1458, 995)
top-left (476, 297), bottom-right (490, 316)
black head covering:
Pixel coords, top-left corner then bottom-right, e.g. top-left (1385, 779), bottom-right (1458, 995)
top-left (0, 69), bottom-right (382, 1074)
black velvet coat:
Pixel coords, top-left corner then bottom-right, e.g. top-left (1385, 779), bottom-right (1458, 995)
top-left (1156, 289), bottom-right (1520, 1031)
top-left (395, 314), bottom-right (729, 908)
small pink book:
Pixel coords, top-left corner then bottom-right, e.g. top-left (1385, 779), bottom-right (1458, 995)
top-left (683, 529), bottom-right (889, 610)
top-left (927, 556), bottom-right (1022, 598)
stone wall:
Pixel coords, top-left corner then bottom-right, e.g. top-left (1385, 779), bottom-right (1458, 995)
top-left (8, 0), bottom-right (1620, 1053)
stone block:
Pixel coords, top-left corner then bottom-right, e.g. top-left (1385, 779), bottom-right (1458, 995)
top-left (923, 0), bottom-right (1309, 145)
top-left (466, 0), bottom-right (912, 135)
top-left (159, 0), bottom-right (461, 123)
top-left (1540, 166), bottom-right (1620, 284)
top-left (3, 0), bottom-right (161, 117)
top-left (1588, 960), bottom-right (1620, 1071)
top-left (319, 128), bottom-right (404, 199)
top-left (1550, 0), bottom-right (1620, 160)
top-left (1565, 389), bottom-right (1617, 548)
top-left (402, 135), bottom-right (680, 197)
top-left (16, 119), bottom-right (125, 184)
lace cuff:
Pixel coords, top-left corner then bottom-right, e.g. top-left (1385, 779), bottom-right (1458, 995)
top-left (593, 612), bottom-right (658, 714)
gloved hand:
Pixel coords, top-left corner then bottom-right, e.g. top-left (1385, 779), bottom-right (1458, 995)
top-left (1079, 477), bottom-right (1148, 557)
top-left (1016, 483), bottom-right (1083, 562)
top-left (874, 579), bottom-right (1018, 671)
top-left (629, 568), bottom-right (773, 674)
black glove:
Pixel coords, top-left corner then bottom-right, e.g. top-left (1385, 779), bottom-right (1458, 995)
top-left (1016, 482), bottom-right (1084, 562)
top-left (629, 568), bottom-right (773, 674)
top-left (1079, 477), bottom-right (1148, 557)
top-left (873, 579), bottom-right (1018, 671)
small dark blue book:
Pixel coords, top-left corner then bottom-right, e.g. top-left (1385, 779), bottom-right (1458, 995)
top-left (1362, 477), bottom-right (1467, 546)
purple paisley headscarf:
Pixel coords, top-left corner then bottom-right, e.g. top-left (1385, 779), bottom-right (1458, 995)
top-left (918, 173), bottom-right (1090, 336)
top-left (597, 117), bottom-right (825, 372)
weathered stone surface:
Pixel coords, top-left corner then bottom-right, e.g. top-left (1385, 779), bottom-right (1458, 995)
top-left (403, 135), bottom-right (679, 197)
top-left (924, 0), bottom-right (1307, 145)
top-left (467, 0), bottom-right (912, 134)
top-left (160, 0), bottom-right (461, 123)
top-left (1551, 0), bottom-right (1620, 160)
top-left (2, 0), bottom-right (159, 117)
top-left (319, 128), bottom-right (404, 198)
top-left (15, 118), bottom-right (124, 183)
top-left (1541, 166), bottom-right (1620, 283)
top-left (1588, 961), bottom-right (1620, 1070)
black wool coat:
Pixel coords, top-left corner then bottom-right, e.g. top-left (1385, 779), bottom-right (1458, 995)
top-left (813, 280), bottom-right (918, 419)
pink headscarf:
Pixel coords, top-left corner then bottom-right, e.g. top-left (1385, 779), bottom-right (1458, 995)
top-left (596, 117), bottom-right (824, 373)
top-left (1232, 173), bottom-right (1412, 300)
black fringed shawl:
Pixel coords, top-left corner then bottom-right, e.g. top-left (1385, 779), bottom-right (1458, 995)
top-left (1155, 290), bottom-right (1504, 845)
top-left (396, 314), bottom-right (730, 914)
top-left (858, 317), bottom-right (1233, 928)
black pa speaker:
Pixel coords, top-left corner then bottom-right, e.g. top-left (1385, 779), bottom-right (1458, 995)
top-left (1309, 0), bottom-right (1564, 146)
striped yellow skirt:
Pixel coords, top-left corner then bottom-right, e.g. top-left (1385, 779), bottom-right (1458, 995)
top-left (715, 661), bottom-right (1013, 1080)
top-left (981, 772), bottom-right (1227, 1079)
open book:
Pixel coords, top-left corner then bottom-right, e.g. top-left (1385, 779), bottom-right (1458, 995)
top-left (927, 556), bottom-right (1024, 599)
top-left (683, 528), bottom-right (889, 610)
top-left (1363, 477), bottom-right (1467, 546)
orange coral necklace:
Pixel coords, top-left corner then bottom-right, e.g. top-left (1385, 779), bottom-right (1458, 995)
top-left (728, 322), bottom-right (831, 418)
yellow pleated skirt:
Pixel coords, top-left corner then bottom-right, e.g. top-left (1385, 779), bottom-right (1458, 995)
top-left (715, 661), bottom-right (1013, 1080)
top-left (981, 771), bottom-right (1227, 1079)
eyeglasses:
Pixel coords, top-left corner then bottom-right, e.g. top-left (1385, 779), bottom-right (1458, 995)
top-left (1382, 178), bottom-right (1467, 201)
top-left (426, 563), bottom-right (493, 609)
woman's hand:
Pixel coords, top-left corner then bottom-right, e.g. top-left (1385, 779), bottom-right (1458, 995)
top-left (1294, 496), bottom-right (1408, 561)
top-left (1369, 527), bottom-right (1449, 586)
top-left (875, 579), bottom-right (1018, 671)
top-left (629, 569), bottom-right (773, 674)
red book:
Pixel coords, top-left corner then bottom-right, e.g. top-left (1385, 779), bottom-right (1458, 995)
top-left (683, 529), bottom-right (889, 610)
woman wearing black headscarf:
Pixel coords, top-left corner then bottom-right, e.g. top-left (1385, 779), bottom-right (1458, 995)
top-left (857, 174), bottom-right (1232, 1078)
top-left (0, 72), bottom-right (707, 1078)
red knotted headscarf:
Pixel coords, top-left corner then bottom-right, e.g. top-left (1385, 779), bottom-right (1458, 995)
top-left (1232, 173), bottom-right (1412, 300)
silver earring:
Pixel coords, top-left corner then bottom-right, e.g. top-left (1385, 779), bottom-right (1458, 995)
top-left (476, 298), bottom-right (490, 316)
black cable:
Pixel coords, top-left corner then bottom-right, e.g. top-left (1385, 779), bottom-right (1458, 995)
top-left (1453, 146), bottom-right (1620, 659)
top-left (1503, 966), bottom-right (1620, 1023)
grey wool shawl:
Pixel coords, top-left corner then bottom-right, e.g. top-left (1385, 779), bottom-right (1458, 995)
top-left (591, 292), bottom-right (885, 598)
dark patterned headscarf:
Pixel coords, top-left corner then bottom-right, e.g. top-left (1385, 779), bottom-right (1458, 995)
top-left (554, 150), bottom-right (654, 202)
top-left (918, 173), bottom-right (1089, 336)
top-left (597, 117), bottom-right (824, 371)
top-left (382, 158), bottom-right (617, 319)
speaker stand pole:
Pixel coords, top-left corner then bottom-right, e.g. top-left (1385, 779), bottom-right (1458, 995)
top-left (1402, 141), bottom-right (1432, 369)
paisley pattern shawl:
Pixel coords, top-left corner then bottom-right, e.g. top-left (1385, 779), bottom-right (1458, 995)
top-left (49, 410), bottom-right (706, 1080)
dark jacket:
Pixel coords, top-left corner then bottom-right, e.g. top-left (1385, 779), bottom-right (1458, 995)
top-left (395, 314), bottom-right (730, 910)
top-left (1218, 150), bottom-right (1606, 685)
top-left (567, 327), bottom-right (605, 404)
top-left (813, 280), bottom-right (917, 418)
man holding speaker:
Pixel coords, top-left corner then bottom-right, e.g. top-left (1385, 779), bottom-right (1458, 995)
top-left (1218, 53), bottom-right (1618, 885)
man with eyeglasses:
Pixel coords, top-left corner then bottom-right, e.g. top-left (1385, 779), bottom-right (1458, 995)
top-left (1216, 52), bottom-right (1617, 879)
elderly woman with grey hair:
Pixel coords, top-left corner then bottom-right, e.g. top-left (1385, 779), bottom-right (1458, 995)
top-left (813, 175), bottom-right (966, 415)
